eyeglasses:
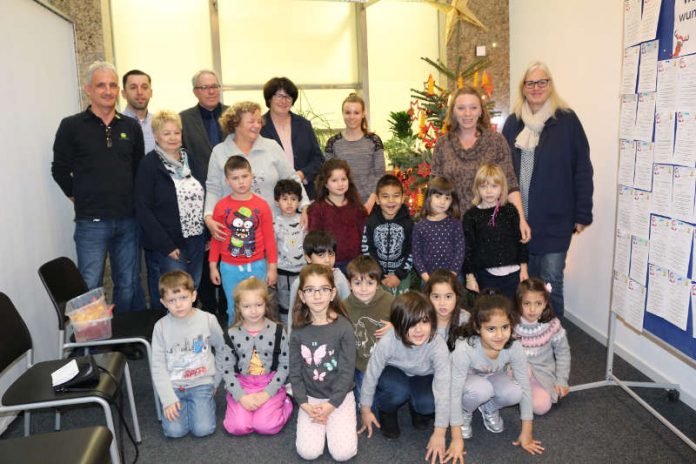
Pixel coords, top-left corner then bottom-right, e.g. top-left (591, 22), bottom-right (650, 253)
top-left (523, 79), bottom-right (550, 90)
top-left (194, 84), bottom-right (221, 92)
top-left (301, 286), bottom-right (333, 297)
top-left (105, 126), bottom-right (112, 148)
top-left (273, 93), bottom-right (293, 102)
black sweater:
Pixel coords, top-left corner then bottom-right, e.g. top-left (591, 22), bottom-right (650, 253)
top-left (361, 204), bottom-right (414, 280)
top-left (462, 203), bottom-right (528, 274)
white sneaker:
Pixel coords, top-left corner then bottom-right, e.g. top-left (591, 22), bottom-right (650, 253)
top-left (478, 406), bottom-right (504, 433)
top-left (460, 410), bottom-right (473, 439)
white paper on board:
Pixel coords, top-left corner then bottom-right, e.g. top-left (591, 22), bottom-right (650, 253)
top-left (674, 1), bottom-right (696, 58)
top-left (619, 140), bottom-right (637, 186)
top-left (612, 271), bottom-right (629, 316)
top-left (624, 278), bottom-right (647, 332)
top-left (640, 0), bottom-right (662, 43)
top-left (622, 45), bottom-right (641, 94)
top-left (614, 229), bottom-right (632, 275)
top-left (620, 94), bottom-right (638, 139)
top-left (672, 166), bottom-right (696, 222)
top-left (677, 55), bottom-right (696, 112)
top-left (634, 141), bottom-right (655, 191)
top-left (632, 190), bottom-right (652, 239)
top-left (674, 111), bottom-right (696, 167)
top-left (635, 92), bottom-right (657, 141)
top-left (630, 235), bottom-right (650, 285)
top-left (624, 0), bottom-right (642, 48)
top-left (666, 271), bottom-right (690, 331)
top-left (617, 186), bottom-right (634, 232)
top-left (646, 264), bottom-right (668, 319)
top-left (648, 216), bottom-right (670, 270)
top-left (638, 40), bottom-right (659, 93)
top-left (657, 59), bottom-right (678, 113)
top-left (654, 112), bottom-right (676, 163)
top-left (665, 219), bottom-right (694, 277)
top-left (691, 283), bottom-right (696, 338)
top-left (651, 165), bottom-right (673, 216)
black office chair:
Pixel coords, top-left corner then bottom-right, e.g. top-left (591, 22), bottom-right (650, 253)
top-left (38, 256), bottom-right (166, 420)
top-left (0, 426), bottom-right (112, 464)
top-left (0, 292), bottom-right (140, 464)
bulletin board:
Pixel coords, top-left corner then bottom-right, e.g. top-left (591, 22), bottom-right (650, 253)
top-left (613, 0), bottom-right (696, 362)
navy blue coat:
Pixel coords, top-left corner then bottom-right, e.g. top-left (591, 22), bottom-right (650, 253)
top-left (134, 150), bottom-right (206, 255)
top-left (502, 109), bottom-right (593, 254)
top-left (261, 111), bottom-right (324, 198)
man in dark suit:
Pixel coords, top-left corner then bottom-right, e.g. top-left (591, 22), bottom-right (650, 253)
top-left (180, 69), bottom-right (228, 320)
top-left (180, 70), bottom-right (228, 183)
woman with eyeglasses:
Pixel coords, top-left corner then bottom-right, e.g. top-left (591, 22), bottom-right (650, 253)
top-left (135, 110), bottom-right (207, 308)
top-left (260, 77), bottom-right (325, 199)
top-left (502, 61), bottom-right (594, 319)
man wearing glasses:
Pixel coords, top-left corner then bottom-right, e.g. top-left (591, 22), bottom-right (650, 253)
top-left (180, 70), bottom-right (228, 182)
top-left (52, 61), bottom-right (144, 313)
top-left (180, 70), bottom-right (229, 319)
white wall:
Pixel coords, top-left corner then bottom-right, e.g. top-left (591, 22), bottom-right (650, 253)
top-left (0, 0), bottom-right (80, 432)
top-left (510, 0), bottom-right (696, 410)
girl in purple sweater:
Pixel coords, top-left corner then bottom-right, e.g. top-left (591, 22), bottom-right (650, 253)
top-left (412, 177), bottom-right (465, 283)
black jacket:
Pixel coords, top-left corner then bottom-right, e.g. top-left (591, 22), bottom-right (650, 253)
top-left (361, 204), bottom-right (414, 280)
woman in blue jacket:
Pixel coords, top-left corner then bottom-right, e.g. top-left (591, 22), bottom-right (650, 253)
top-left (260, 77), bottom-right (325, 199)
top-left (502, 62), bottom-right (593, 318)
top-left (135, 110), bottom-right (206, 308)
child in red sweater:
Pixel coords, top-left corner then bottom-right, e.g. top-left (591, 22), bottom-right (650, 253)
top-left (307, 158), bottom-right (367, 275)
top-left (209, 155), bottom-right (277, 325)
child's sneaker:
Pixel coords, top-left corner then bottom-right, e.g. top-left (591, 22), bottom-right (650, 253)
top-left (478, 406), bottom-right (504, 433)
top-left (460, 410), bottom-right (473, 439)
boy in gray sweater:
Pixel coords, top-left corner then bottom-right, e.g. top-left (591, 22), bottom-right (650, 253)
top-left (151, 270), bottom-right (225, 438)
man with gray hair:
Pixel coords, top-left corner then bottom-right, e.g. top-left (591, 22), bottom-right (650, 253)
top-left (52, 61), bottom-right (144, 313)
top-left (180, 70), bottom-right (228, 181)
top-left (180, 69), bottom-right (229, 318)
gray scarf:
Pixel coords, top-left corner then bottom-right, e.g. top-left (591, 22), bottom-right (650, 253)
top-left (155, 145), bottom-right (191, 180)
top-left (515, 100), bottom-right (555, 151)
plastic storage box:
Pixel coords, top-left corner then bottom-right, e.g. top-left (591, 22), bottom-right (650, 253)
top-left (65, 288), bottom-right (113, 342)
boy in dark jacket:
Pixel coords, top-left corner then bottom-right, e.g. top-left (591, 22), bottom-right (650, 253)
top-left (361, 175), bottom-right (414, 295)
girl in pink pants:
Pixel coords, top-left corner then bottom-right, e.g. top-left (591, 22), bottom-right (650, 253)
top-left (221, 277), bottom-right (292, 435)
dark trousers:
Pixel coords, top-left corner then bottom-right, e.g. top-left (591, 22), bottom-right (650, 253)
top-left (199, 247), bottom-right (227, 325)
top-left (474, 269), bottom-right (520, 301)
top-left (374, 366), bottom-right (435, 415)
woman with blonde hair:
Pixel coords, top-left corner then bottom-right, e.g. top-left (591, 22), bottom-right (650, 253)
top-left (502, 61), bottom-right (593, 318)
top-left (203, 101), bottom-right (310, 242)
top-left (431, 86), bottom-right (530, 241)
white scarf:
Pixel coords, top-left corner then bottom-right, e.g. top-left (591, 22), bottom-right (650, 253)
top-left (514, 100), bottom-right (555, 151)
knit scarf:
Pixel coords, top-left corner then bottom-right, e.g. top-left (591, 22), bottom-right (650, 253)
top-left (155, 145), bottom-right (191, 180)
top-left (514, 100), bottom-right (554, 151)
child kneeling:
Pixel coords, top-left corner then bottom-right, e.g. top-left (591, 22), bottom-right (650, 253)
top-left (222, 277), bottom-right (292, 435)
top-left (151, 270), bottom-right (225, 438)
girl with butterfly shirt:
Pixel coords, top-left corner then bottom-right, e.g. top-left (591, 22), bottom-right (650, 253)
top-left (289, 264), bottom-right (357, 461)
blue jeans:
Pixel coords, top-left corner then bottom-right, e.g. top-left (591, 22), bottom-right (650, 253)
top-left (74, 218), bottom-right (138, 312)
top-left (146, 234), bottom-right (206, 309)
top-left (528, 252), bottom-right (567, 318)
top-left (161, 384), bottom-right (216, 438)
top-left (374, 366), bottom-right (435, 415)
top-left (219, 259), bottom-right (267, 325)
top-left (354, 369), bottom-right (365, 413)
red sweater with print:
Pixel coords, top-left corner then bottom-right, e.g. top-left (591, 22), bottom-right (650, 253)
top-left (209, 194), bottom-right (277, 265)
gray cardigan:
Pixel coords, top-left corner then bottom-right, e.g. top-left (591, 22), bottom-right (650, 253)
top-left (221, 319), bottom-right (289, 401)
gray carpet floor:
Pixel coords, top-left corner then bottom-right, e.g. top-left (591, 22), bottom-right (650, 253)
top-left (2, 320), bottom-right (696, 463)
